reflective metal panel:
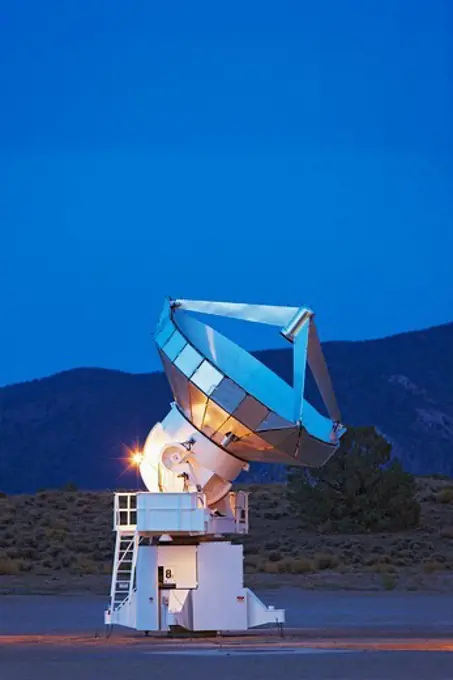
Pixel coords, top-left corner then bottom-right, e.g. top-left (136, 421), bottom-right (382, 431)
top-left (201, 399), bottom-right (230, 438)
top-left (234, 432), bottom-right (273, 451)
top-left (174, 343), bottom-right (203, 377)
top-left (154, 320), bottom-right (175, 349)
top-left (174, 311), bottom-right (295, 421)
top-left (191, 360), bottom-right (223, 395)
top-left (162, 331), bottom-right (186, 361)
top-left (234, 395), bottom-right (269, 430)
top-left (228, 445), bottom-right (298, 464)
top-left (159, 351), bottom-right (191, 419)
top-left (258, 426), bottom-right (299, 450)
top-left (212, 415), bottom-right (252, 445)
top-left (211, 378), bottom-right (246, 413)
top-left (258, 411), bottom-right (294, 431)
top-left (278, 428), bottom-right (300, 456)
top-left (229, 441), bottom-right (276, 462)
top-left (295, 429), bottom-right (337, 467)
top-left (188, 382), bottom-right (208, 429)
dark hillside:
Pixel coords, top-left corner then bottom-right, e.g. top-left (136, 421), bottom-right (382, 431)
top-left (0, 323), bottom-right (452, 492)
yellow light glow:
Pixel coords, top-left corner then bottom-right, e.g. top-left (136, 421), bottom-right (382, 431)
top-left (131, 450), bottom-right (144, 466)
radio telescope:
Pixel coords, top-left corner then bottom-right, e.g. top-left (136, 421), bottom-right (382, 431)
top-left (105, 300), bottom-right (344, 634)
top-left (140, 299), bottom-right (344, 505)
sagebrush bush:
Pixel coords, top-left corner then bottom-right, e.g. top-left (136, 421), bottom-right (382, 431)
top-left (381, 573), bottom-right (397, 590)
top-left (423, 560), bottom-right (444, 574)
top-left (0, 557), bottom-right (24, 575)
top-left (313, 553), bottom-right (339, 570)
top-left (436, 488), bottom-right (453, 504)
top-left (263, 561), bottom-right (279, 574)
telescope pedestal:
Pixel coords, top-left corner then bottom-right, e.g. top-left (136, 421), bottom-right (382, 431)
top-left (104, 491), bottom-right (284, 633)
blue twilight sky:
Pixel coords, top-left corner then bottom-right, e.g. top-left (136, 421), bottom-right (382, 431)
top-left (1, 0), bottom-right (452, 387)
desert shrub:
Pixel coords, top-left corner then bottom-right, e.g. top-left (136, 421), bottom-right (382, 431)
top-left (268, 551), bottom-right (282, 562)
top-left (288, 557), bottom-right (314, 574)
top-left (440, 527), bottom-right (453, 539)
top-left (264, 541), bottom-right (280, 551)
top-left (436, 488), bottom-right (453, 504)
top-left (0, 557), bottom-right (24, 575)
top-left (392, 550), bottom-right (415, 566)
top-left (59, 554), bottom-right (73, 569)
top-left (61, 481), bottom-right (78, 492)
top-left (381, 573), bottom-right (397, 590)
top-left (274, 557), bottom-right (316, 574)
top-left (431, 552), bottom-right (447, 564)
top-left (263, 561), bottom-right (279, 574)
top-left (244, 555), bottom-right (260, 571)
top-left (423, 560), bottom-right (443, 574)
top-left (369, 562), bottom-right (396, 574)
top-left (70, 557), bottom-right (98, 575)
top-left (287, 426), bottom-right (420, 532)
top-left (40, 557), bottom-right (56, 569)
top-left (14, 545), bottom-right (38, 560)
top-left (244, 543), bottom-right (260, 555)
top-left (276, 558), bottom-right (295, 573)
top-left (313, 552), bottom-right (339, 570)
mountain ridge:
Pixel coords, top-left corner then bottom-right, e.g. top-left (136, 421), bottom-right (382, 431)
top-left (1, 321), bottom-right (452, 493)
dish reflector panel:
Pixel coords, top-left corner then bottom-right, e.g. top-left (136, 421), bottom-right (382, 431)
top-left (154, 298), bottom-right (344, 467)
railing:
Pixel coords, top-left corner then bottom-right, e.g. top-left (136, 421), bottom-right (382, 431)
top-left (231, 490), bottom-right (249, 530)
top-left (113, 491), bottom-right (249, 534)
top-left (114, 493), bottom-right (137, 529)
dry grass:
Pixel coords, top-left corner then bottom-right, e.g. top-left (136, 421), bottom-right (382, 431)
top-left (0, 490), bottom-right (113, 578)
top-left (1, 477), bottom-right (453, 583)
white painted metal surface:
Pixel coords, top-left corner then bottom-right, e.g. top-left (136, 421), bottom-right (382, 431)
top-left (191, 542), bottom-right (248, 631)
top-left (106, 531), bottom-right (283, 632)
top-left (136, 492), bottom-right (208, 534)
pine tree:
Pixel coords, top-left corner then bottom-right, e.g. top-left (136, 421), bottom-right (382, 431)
top-left (287, 426), bottom-right (420, 532)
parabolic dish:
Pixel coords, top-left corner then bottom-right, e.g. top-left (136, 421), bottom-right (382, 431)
top-left (154, 299), bottom-right (344, 468)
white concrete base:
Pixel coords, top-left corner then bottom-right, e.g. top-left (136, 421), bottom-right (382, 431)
top-left (105, 540), bottom-right (284, 632)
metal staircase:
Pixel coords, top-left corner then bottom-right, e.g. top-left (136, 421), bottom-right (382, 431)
top-left (110, 532), bottom-right (137, 612)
